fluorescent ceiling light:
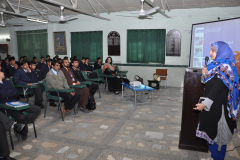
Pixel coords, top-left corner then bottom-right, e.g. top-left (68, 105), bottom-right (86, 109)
top-left (27, 16), bottom-right (48, 24)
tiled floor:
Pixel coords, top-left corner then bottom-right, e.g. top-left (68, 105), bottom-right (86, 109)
top-left (7, 85), bottom-right (240, 160)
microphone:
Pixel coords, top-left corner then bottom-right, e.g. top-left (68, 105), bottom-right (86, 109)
top-left (205, 56), bottom-right (209, 66)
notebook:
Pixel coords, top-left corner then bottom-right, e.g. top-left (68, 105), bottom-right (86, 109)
top-left (6, 101), bottom-right (28, 108)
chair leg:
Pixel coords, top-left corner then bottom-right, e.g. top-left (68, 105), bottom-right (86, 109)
top-left (74, 104), bottom-right (77, 115)
top-left (60, 103), bottom-right (64, 121)
top-left (33, 122), bottom-right (37, 138)
top-left (44, 97), bottom-right (48, 118)
top-left (9, 129), bottom-right (14, 150)
top-left (98, 82), bottom-right (101, 98)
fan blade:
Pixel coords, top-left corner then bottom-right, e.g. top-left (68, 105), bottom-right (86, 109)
top-left (66, 18), bottom-right (78, 22)
top-left (116, 15), bottom-right (138, 18)
top-left (145, 6), bottom-right (160, 15)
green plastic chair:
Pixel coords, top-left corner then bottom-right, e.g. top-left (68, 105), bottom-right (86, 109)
top-left (95, 69), bottom-right (117, 91)
top-left (81, 71), bottom-right (105, 98)
top-left (115, 66), bottom-right (128, 78)
top-left (0, 104), bottom-right (36, 150)
top-left (10, 77), bottom-right (34, 102)
top-left (42, 79), bottom-right (75, 121)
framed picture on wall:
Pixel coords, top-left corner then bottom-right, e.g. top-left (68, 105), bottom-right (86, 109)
top-left (53, 31), bottom-right (67, 55)
top-left (108, 31), bottom-right (120, 56)
top-left (166, 29), bottom-right (181, 56)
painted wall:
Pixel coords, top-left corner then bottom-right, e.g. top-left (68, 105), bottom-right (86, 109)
top-left (0, 6), bottom-right (239, 87)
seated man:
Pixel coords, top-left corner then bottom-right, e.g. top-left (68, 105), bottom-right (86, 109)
top-left (0, 71), bottom-right (41, 141)
top-left (29, 62), bottom-right (40, 82)
top-left (61, 59), bottom-right (90, 113)
top-left (17, 56), bottom-right (23, 67)
top-left (37, 56), bottom-right (45, 70)
top-left (84, 57), bottom-right (93, 71)
top-left (79, 57), bottom-right (87, 71)
top-left (94, 57), bottom-right (102, 70)
top-left (46, 60), bottom-right (80, 117)
top-left (0, 112), bottom-right (18, 160)
top-left (6, 57), bottom-right (18, 78)
top-left (72, 59), bottom-right (98, 97)
top-left (0, 62), bottom-right (6, 76)
top-left (39, 59), bottom-right (52, 80)
top-left (13, 61), bottom-right (44, 108)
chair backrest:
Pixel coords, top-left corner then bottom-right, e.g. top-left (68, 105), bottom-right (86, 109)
top-left (115, 66), bottom-right (120, 72)
top-left (156, 69), bottom-right (167, 76)
top-left (95, 69), bottom-right (103, 78)
top-left (42, 79), bottom-right (49, 93)
top-left (9, 77), bottom-right (15, 86)
top-left (81, 71), bottom-right (89, 80)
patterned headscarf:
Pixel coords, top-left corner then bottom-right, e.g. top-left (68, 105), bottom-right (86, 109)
top-left (204, 41), bottom-right (239, 120)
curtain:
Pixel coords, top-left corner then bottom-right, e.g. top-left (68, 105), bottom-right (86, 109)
top-left (127, 29), bottom-right (166, 63)
top-left (17, 29), bottom-right (48, 60)
top-left (71, 31), bottom-right (103, 62)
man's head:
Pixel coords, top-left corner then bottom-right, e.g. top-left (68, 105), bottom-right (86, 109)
top-left (72, 59), bottom-right (79, 68)
top-left (9, 57), bottom-right (16, 66)
top-left (20, 56), bottom-right (23, 61)
top-left (97, 57), bottom-right (101, 63)
top-left (46, 55), bottom-right (50, 60)
top-left (62, 59), bottom-right (70, 68)
top-left (23, 56), bottom-right (27, 61)
top-left (0, 71), bottom-right (5, 80)
top-left (5, 58), bottom-right (9, 64)
top-left (81, 57), bottom-right (86, 63)
top-left (29, 62), bottom-right (36, 70)
top-left (51, 60), bottom-right (60, 72)
top-left (7, 55), bottom-right (11, 58)
top-left (53, 56), bottom-right (57, 60)
top-left (46, 59), bottom-right (52, 67)
top-left (40, 56), bottom-right (44, 62)
top-left (56, 55), bottom-right (59, 58)
top-left (33, 57), bottom-right (38, 63)
top-left (85, 57), bottom-right (89, 64)
top-left (58, 58), bottom-right (62, 63)
top-left (21, 61), bottom-right (29, 70)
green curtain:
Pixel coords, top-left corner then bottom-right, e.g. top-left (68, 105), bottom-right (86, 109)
top-left (71, 31), bottom-right (103, 62)
top-left (127, 29), bottom-right (166, 63)
top-left (17, 29), bottom-right (48, 61)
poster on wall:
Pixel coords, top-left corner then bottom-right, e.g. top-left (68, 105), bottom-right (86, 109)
top-left (53, 31), bottom-right (67, 55)
top-left (166, 29), bottom-right (181, 56)
top-left (108, 31), bottom-right (120, 56)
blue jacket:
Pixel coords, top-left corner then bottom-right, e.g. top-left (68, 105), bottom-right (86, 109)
top-left (13, 68), bottom-right (31, 85)
top-left (30, 69), bottom-right (41, 82)
top-left (79, 62), bottom-right (87, 71)
top-left (0, 79), bottom-right (19, 104)
top-left (0, 67), bottom-right (6, 76)
top-left (6, 65), bottom-right (17, 78)
top-left (39, 64), bottom-right (51, 80)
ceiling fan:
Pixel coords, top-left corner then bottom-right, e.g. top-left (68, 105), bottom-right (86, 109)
top-left (0, 12), bottom-right (23, 27)
top-left (116, 0), bottom-right (159, 19)
top-left (50, 6), bottom-right (78, 24)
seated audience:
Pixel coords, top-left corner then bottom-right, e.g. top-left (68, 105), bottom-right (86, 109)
top-left (46, 60), bottom-right (80, 117)
top-left (61, 59), bottom-right (90, 113)
top-left (84, 57), bottom-right (93, 71)
top-left (23, 56), bottom-right (28, 63)
top-left (29, 62), bottom-right (40, 82)
top-left (32, 57), bottom-right (38, 67)
top-left (0, 62), bottom-right (6, 76)
top-left (0, 71), bottom-right (41, 141)
top-left (39, 59), bottom-right (52, 80)
top-left (13, 61), bottom-right (44, 108)
top-left (103, 57), bottom-right (122, 94)
top-left (37, 56), bottom-right (45, 70)
top-left (94, 57), bottom-right (102, 70)
top-left (79, 57), bottom-right (87, 71)
top-left (2, 58), bottom-right (9, 68)
top-left (17, 56), bottom-right (23, 66)
top-left (72, 59), bottom-right (98, 97)
top-left (0, 112), bottom-right (21, 160)
top-left (6, 57), bottom-right (18, 78)
top-left (46, 55), bottom-right (50, 61)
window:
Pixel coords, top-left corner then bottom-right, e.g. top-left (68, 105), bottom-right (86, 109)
top-left (127, 29), bottom-right (166, 63)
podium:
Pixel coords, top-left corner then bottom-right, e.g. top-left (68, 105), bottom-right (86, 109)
top-left (179, 68), bottom-right (208, 152)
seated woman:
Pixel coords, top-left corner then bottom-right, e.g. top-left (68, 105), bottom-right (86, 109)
top-left (102, 57), bottom-right (122, 94)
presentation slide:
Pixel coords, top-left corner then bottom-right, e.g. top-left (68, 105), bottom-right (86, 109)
top-left (190, 18), bottom-right (240, 68)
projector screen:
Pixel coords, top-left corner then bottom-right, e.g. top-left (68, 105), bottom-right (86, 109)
top-left (189, 17), bottom-right (240, 68)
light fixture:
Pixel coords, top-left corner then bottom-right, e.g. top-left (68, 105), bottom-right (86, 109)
top-left (27, 16), bottom-right (48, 24)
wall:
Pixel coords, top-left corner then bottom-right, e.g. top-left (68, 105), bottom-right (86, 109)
top-left (0, 6), bottom-right (240, 87)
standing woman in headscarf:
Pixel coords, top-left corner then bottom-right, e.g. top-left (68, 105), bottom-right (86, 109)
top-left (194, 41), bottom-right (239, 160)
top-left (102, 57), bottom-right (122, 94)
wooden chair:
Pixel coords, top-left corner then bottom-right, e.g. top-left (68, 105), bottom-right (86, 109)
top-left (156, 69), bottom-right (168, 88)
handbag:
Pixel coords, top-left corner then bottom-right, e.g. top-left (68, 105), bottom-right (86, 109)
top-left (134, 75), bottom-right (144, 84)
top-left (153, 74), bottom-right (161, 81)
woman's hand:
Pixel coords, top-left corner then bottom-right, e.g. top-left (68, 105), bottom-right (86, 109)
top-left (202, 65), bottom-right (208, 75)
top-left (193, 103), bottom-right (206, 111)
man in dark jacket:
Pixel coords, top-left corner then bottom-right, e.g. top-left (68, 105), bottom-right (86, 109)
top-left (0, 71), bottom-right (41, 141)
top-left (13, 61), bottom-right (44, 108)
top-left (29, 62), bottom-right (40, 82)
top-left (0, 62), bottom-right (6, 76)
top-left (79, 57), bottom-right (87, 71)
top-left (94, 57), bottom-right (102, 70)
top-left (72, 59), bottom-right (98, 96)
top-left (39, 59), bottom-right (52, 80)
top-left (37, 56), bottom-right (45, 70)
top-left (6, 57), bottom-right (18, 78)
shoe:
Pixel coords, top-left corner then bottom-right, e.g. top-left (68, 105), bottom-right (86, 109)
top-left (14, 132), bottom-right (21, 140)
top-left (78, 106), bottom-right (89, 113)
top-left (14, 123), bottom-right (25, 133)
top-left (0, 156), bottom-right (16, 160)
top-left (66, 110), bottom-right (72, 113)
top-left (50, 103), bottom-right (57, 107)
top-left (114, 91), bottom-right (119, 95)
top-left (21, 134), bottom-right (28, 141)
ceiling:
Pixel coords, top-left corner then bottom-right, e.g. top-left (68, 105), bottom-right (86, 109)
top-left (0, 0), bottom-right (240, 21)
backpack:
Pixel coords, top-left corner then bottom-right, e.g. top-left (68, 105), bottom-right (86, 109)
top-left (86, 94), bottom-right (96, 110)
